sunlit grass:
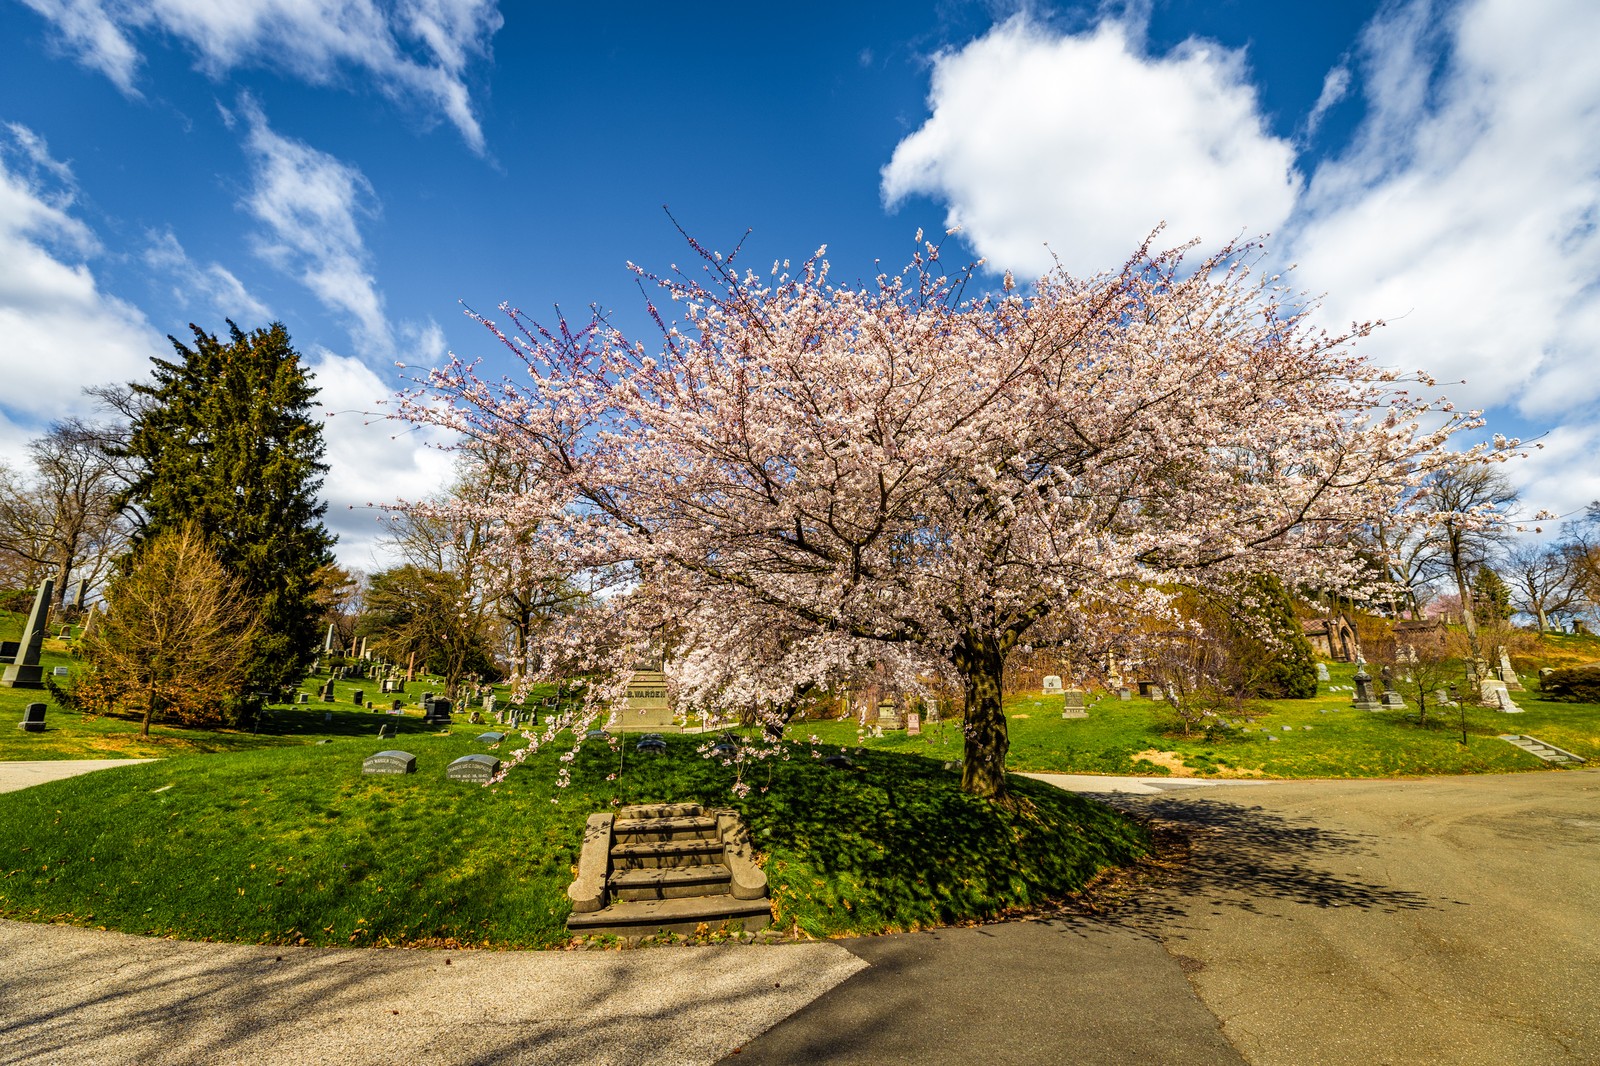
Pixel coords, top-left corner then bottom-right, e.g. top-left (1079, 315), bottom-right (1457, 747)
top-left (0, 731), bottom-right (1149, 947)
top-left (801, 660), bottom-right (1600, 778)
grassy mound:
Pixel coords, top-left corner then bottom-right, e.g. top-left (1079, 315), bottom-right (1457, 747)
top-left (0, 732), bottom-right (1149, 947)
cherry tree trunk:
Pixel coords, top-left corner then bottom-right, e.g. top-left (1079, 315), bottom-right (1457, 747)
top-left (955, 635), bottom-right (1010, 800)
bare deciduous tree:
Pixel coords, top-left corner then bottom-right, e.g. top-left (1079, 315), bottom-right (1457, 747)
top-left (79, 523), bottom-right (257, 736)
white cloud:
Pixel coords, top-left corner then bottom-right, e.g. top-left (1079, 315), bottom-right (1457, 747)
top-left (1304, 64), bottom-right (1350, 137)
top-left (308, 345), bottom-right (456, 568)
top-left (1289, 0), bottom-right (1600, 425)
top-left (237, 97), bottom-right (392, 355)
top-left (17, 0), bottom-right (143, 94)
top-left (143, 228), bottom-right (271, 324)
top-left (21, 0), bottom-right (501, 152)
top-left (881, 14), bottom-right (1301, 278)
top-left (882, 0), bottom-right (1600, 525)
top-left (0, 124), bottom-right (165, 443)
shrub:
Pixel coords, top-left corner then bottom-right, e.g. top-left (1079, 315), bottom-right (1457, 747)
top-left (1540, 665), bottom-right (1600, 702)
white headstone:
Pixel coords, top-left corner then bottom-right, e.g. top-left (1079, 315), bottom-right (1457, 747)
top-left (1042, 675), bottom-right (1064, 694)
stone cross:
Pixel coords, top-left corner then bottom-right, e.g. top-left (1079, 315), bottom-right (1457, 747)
top-left (2, 580), bottom-right (54, 689)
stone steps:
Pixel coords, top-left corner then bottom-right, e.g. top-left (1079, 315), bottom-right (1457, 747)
top-left (613, 814), bottom-right (719, 842)
top-left (1499, 734), bottom-right (1588, 765)
top-left (565, 893), bottom-right (772, 935)
top-left (567, 802), bottom-right (770, 936)
top-left (609, 863), bottom-right (732, 901)
top-left (611, 838), bottom-right (726, 869)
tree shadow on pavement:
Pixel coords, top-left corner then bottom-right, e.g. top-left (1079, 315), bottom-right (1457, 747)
top-left (1041, 794), bottom-right (1435, 942)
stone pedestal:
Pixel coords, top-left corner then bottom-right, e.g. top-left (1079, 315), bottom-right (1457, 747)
top-left (1350, 666), bottom-right (1382, 711)
top-left (1479, 679), bottom-right (1523, 713)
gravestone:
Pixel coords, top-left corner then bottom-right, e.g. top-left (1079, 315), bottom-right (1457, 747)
top-left (1041, 675), bottom-right (1064, 695)
top-left (635, 733), bottom-right (667, 754)
top-left (69, 578), bottom-right (85, 609)
top-left (1350, 665), bottom-right (1382, 711)
top-left (1315, 662), bottom-right (1331, 682)
top-left (876, 700), bottom-right (904, 729)
top-left (1117, 687), bottom-right (1132, 701)
top-left (324, 623), bottom-right (337, 652)
top-left (1432, 688), bottom-right (1451, 706)
top-left (296, 693), bottom-right (308, 704)
top-left (483, 694), bottom-right (495, 719)
top-left (1496, 646), bottom-right (1525, 691)
top-left (423, 697), bottom-right (454, 725)
top-left (319, 680), bottom-right (336, 702)
top-left (352, 688), bottom-right (364, 704)
top-left (906, 712), bottom-right (921, 736)
top-left (477, 731), bottom-right (506, 743)
top-left (362, 750), bottom-right (416, 774)
top-left (618, 667), bottom-right (679, 732)
top-left (52, 666), bottom-right (68, 677)
top-left (446, 753), bottom-right (501, 783)
top-left (18, 702), bottom-right (46, 732)
top-left (1381, 691), bottom-right (1407, 709)
top-left (1061, 689), bottom-right (1089, 719)
top-left (926, 700), bottom-right (940, 723)
top-left (1148, 685), bottom-right (1165, 701)
top-left (2, 579), bottom-right (53, 689)
top-left (1480, 679), bottom-right (1522, 712)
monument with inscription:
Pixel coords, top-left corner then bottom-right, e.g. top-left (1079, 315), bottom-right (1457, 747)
top-left (446, 753), bottom-right (501, 782)
top-left (362, 750), bottom-right (417, 774)
top-left (614, 665), bottom-right (679, 732)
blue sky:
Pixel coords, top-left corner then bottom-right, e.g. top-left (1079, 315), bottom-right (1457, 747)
top-left (3, 0), bottom-right (1597, 569)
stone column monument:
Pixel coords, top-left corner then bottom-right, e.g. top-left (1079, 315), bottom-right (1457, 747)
top-left (2, 580), bottom-right (55, 689)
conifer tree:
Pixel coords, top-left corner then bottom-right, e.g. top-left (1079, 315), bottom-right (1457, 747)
top-left (117, 321), bottom-right (334, 692)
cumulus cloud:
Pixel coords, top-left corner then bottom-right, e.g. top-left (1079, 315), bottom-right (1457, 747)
top-left (883, 0), bottom-right (1600, 520)
top-left (308, 345), bottom-right (455, 567)
top-left (881, 14), bottom-right (1301, 278)
top-left (20, 0), bottom-right (501, 151)
top-left (0, 123), bottom-right (165, 449)
top-left (1289, 0), bottom-right (1600, 423)
top-left (236, 97), bottom-right (392, 355)
top-left (143, 228), bottom-right (271, 324)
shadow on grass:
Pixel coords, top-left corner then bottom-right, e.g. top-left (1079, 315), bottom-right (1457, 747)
top-left (575, 738), bottom-right (1152, 939)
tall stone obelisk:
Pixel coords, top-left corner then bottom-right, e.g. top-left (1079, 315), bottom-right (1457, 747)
top-left (2, 579), bottom-right (54, 688)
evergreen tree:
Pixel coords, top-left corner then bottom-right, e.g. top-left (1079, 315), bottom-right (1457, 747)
top-left (117, 322), bottom-right (335, 691)
top-left (1471, 565), bottom-right (1515, 622)
top-left (1235, 573), bottom-right (1320, 700)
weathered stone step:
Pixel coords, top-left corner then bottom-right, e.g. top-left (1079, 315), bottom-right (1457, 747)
top-left (616, 802), bottom-right (701, 821)
top-left (565, 893), bottom-right (772, 936)
top-left (609, 863), bottom-right (732, 901)
top-left (613, 814), bottom-right (718, 842)
top-left (1499, 734), bottom-right (1588, 764)
top-left (611, 838), bottom-right (724, 869)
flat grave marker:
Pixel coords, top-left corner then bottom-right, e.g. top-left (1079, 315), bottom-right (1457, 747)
top-left (362, 750), bottom-right (416, 774)
top-left (446, 753), bottom-right (501, 783)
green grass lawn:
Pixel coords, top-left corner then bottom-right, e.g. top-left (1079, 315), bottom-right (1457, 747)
top-left (800, 661), bottom-right (1600, 779)
top-left (0, 729), bottom-right (1149, 947)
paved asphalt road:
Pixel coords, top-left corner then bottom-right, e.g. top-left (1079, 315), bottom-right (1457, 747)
top-left (2, 765), bottom-right (1597, 1064)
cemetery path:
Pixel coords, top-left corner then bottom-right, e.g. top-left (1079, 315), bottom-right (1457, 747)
top-left (0, 759), bottom-right (156, 793)
top-left (725, 769), bottom-right (1600, 1066)
top-left (1067, 769), bottom-right (1600, 1066)
top-left (0, 919), bottom-right (867, 1065)
top-left (4, 769), bottom-right (1596, 1065)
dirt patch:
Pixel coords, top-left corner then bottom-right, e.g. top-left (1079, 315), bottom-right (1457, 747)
top-left (1131, 749), bottom-right (1194, 777)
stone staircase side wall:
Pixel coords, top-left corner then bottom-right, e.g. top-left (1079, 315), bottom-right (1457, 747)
top-left (715, 810), bottom-right (768, 901)
top-left (567, 813), bottom-right (614, 912)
